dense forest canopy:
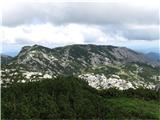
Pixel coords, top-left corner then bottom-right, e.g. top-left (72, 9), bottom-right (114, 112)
top-left (2, 76), bottom-right (160, 119)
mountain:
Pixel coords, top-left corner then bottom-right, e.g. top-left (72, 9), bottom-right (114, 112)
top-left (6, 44), bottom-right (160, 72)
top-left (1, 54), bottom-right (13, 65)
top-left (145, 52), bottom-right (160, 61)
top-left (1, 44), bottom-right (160, 90)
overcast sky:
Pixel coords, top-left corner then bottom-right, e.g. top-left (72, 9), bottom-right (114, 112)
top-left (0, 1), bottom-right (159, 56)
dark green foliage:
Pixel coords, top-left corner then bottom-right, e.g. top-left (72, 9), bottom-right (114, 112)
top-left (104, 98), bottom-right (160, 119)
top-left (2, 76), bottom-right (160, 119)
top-left (123, 88), bottom-right (160, 101)
top-left (99, 87), bottom-right (160, 101)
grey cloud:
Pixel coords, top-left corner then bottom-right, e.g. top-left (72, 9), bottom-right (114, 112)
top-left (123, 28), bottom-right (159, 40)
top-left (14, 38), bottom-right (33, 45)
top-left (2, 3), bottom-right (159, 26)
top-left (2, 2), bottom-right (159, 42)
top-left (102, 24), bottom-right (159, 40)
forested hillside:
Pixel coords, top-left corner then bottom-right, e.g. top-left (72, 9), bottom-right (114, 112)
top-left (2, 76), bottom-right (160, 119)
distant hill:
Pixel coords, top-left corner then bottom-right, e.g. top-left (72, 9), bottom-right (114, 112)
top-left (1, 54), bottom-right (13, 65)
top-left (145, 52), bottom-right (160, 61)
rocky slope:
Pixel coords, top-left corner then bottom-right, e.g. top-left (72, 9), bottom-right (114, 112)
top-left (1, 44), bottom-right (160, 90)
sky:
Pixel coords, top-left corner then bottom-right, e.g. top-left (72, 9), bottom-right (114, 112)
top-left (0, 0), bottom-right (159, 56)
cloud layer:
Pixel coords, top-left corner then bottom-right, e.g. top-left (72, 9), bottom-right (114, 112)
top-left (1, 2), bottom-right (159, 55)
top-left (2, 3), bottom-right (159, 26)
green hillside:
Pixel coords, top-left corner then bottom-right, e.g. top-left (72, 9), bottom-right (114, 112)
top-left (2, 76), bottom-right (160, 119)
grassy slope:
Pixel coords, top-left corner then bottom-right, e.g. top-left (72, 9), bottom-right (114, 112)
top-left (105, 98), bottom-right (160, 119)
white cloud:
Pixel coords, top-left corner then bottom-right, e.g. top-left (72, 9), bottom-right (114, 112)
top-left (1, 23), bottom-right (110, 47)
top-left (2, 23), bottom-right (159, 55)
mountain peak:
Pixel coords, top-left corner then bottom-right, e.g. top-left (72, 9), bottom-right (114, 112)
top-left (21, 46), bottom-right (31, 50)
top-left (32, 44), bottom-right (45, 48)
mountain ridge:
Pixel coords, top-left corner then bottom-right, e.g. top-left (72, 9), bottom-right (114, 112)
top-left (1, 44), bottom-right (160, 90)
top-left (13, 44), bottom-right (160, 68)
